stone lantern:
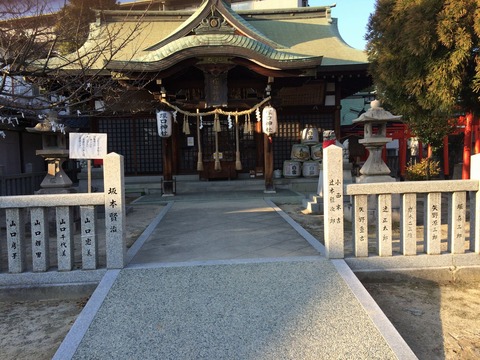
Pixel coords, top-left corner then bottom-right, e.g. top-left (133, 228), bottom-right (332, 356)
top-left (27, 111), bottom-right (76, 194)
top-left (343, 100), bottom-right (403, 222)
top-left (352, 100), bottom-right (402, 184)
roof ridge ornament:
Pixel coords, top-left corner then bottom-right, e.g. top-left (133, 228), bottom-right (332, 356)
top-left (195, 10), bottom-right (232, 35)
top-left (144, 0), bottom-right (286, 52)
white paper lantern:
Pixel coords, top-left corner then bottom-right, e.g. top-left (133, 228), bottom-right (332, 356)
top-left (156, 110), bottom-right (172, 138)
top-left (262, 105), bottom-right (277, 135)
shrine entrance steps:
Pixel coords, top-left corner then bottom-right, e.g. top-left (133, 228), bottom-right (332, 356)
top-left (124, 174), bottom-right (318, 196)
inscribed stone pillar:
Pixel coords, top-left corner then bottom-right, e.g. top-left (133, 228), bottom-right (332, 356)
top-left (323, 145), bottom-right (344, 259)
top-left (6, 208), bottom-right (26, 273)
top-left (424, 193), bottom-right (442, 255)
top-left (104, 153), bottom-right (126, 269)
top-left (353, 194), bottom-right (368, 257)
top-left (56, 206), bottom-right (74, 271)
top-left (80, 206), bottom-right (98, 270)
top-left (31, 207), bottom-right (50, 272)
top-left (400, 193), bottom-right (417, 255)
top-left (377, 194), bottom-right (393, 256)
top-left (448, 191), bottom-right (466, 254)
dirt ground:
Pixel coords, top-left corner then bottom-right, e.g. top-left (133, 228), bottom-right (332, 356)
top-left (1, 200), bottom-right (479, 360)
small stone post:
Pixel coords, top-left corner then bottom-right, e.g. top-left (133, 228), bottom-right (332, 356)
top-left (80, 206), bottom-right (98, 269)
top-left (56, 206), bottom-right (74, 271)
top-left (424, 193), bottom-right (442, 255)
top-left (6, 208), bottom-right (26, 273)
top-left (471, 154), bottom-right (480, 253)
top-left (448, 191), bottom-right (466, 254)
top-left (377, 194), bottom-right (393, 256)
top-left (352, 194), bottom-right (368, 257)
top-left (103, 153), bottom-right (126, 269)
top-left (31, 207), bottom-right (50, 272)
top-left (323, 145), bottom-right (344, 259)
top-left (400, 194), bottom-right (417, 255)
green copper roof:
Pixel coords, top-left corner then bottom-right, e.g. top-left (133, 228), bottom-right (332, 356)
top-left (39, 2), bottom-right (367, 73)
top-left (108, 33), bottom-right (321, 71)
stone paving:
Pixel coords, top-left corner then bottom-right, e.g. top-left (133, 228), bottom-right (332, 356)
top-left (54, 192), bottom-right (416, 359)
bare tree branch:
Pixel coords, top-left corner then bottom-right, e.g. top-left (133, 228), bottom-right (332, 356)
top-left (0, 0), bottom-right (157, 122)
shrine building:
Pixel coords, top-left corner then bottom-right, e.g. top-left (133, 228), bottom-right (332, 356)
top-left (43, 0), bottom-right (371, 191)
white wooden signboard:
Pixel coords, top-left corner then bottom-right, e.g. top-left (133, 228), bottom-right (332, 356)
top-left (69, 133), bottom-right (107, 159)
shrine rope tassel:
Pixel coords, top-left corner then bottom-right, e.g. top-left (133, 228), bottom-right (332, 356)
top-left (235, 114), bottom-right (242, 170)
top-left (214, 113), bottom-right (221, 171)
top-left (183, 115), bottom-right (191, 135)
top-left (196, 109), bottom-right (204, 171)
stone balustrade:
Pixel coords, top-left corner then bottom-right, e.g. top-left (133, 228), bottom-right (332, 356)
top-left (0, 153), bottom-right (126, 273)
top-left (323, 146), bottom-right (480, 259)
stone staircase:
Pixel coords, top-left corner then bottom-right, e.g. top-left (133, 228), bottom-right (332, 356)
top-left (302, 193), bottom-right (323, 214)
top-left (124, 174), bottom-right (319, 196)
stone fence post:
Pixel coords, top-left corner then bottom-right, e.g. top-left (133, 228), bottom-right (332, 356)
top-left (103, 153), bottom-right (126, 269)
top-left (471, 154), bottom-right (480, 253)
top-left (323, 145), bottom-right (344, 259)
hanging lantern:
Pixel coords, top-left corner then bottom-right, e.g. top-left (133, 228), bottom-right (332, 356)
top-left (156, 110), bottom-right (172, 138)
top-left (262, 105), bottom-right (277, 135)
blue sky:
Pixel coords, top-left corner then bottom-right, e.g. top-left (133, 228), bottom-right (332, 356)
top-left (310, 0), bottom-right (377, 50)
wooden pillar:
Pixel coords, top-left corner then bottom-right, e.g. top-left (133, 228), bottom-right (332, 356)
top-left (255, 120), bottom-right (264, 172)
top-left (399, 137), bottom-right (407, 178)
top-left (264, 134), bottom-right (275, 192)
top-left (418, 140), bottom-right (423, 161)
top-left (462, 112), bottom-right (473, 179)
top-left (162, 137), bottom-right (174, 195)
top-left (381, 146), bottom-right (387, 163)
top-left (474, 116), bottom-right (480, 154)
top-left (443, 136), bottom-right (450, 178)
top-left (171, 122), bottom-right (179, 175)
top-left (334, 80), bottom-right (341, 139)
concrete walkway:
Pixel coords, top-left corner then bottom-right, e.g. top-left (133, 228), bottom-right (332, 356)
top-left (54, 191), bottom-right (417, 359)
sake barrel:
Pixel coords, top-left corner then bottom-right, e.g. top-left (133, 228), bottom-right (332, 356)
top-left (302, 160), bottom-right (320, 178)
top-left (311, 143), bottom-right (323, 161)
top-left (283, 160), bottom-right (301, 178)
top-left (301, 127), bottom-right (319, 145)
top-left (291, 144), bottom-right (310, 161)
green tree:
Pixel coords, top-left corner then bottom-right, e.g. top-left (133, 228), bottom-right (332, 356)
top-left (55, 0), bottom-right (119, 54)
top-left (366, 0), bottom-right (480, 149)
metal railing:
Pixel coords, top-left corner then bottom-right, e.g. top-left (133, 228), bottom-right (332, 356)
top-left (0, 167), bottom-right (80, 196)
top-left (0, 172), bottom-right (45, 196)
